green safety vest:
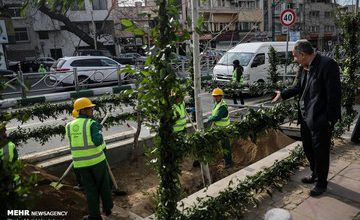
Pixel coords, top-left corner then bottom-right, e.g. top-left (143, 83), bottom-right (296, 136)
top-left (173, 102), bottom-right (186, 132)
top-left (232, 69), bottom-right (244, 85)
top-left (0, 141), bottom-right (16, 162)
top-left (212, 99), bottom-right (230, 127)
top-left (65, 118), bottom-right (106, 168)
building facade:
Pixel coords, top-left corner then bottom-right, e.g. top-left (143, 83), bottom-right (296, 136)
top-left (3, 0), bottom-right (115, 61)
top-left (198, 0), bottom-right (264, 49)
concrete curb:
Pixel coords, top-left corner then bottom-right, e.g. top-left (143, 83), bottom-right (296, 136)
top-left (0, 84), bottom-right (135, 109)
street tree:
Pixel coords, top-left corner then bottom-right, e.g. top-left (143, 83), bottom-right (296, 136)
top-left (24, 0), bottom-right (118, 49)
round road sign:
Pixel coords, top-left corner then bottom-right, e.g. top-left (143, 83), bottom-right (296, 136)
top-left (280, 9), bottom-right (296, 27)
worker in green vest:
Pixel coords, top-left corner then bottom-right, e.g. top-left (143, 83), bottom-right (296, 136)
top-left (172, 91), bottom-right (187, 133)
top-left (231, 59), bottom-right (245, 105)
top-left (37, 64), bottom-right (46, 75)
top-left (66, 97), bottom-right (113, 220)
top-left (207, 88), bottom-right (233, 169)
top-left (0, 124), bottom-right (18, 163)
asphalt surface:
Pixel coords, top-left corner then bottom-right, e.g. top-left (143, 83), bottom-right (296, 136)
top-left (6, 93), bottom-right (271, 156)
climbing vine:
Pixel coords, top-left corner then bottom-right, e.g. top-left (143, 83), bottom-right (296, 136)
top-left (8, 112), bottom-right (135, 146)
top-left (333, 12), bottom-right (360, 136)
top-left (178, 146), bottom-right (305, 219)
top-left (0, 92), bottom-right (136, 123)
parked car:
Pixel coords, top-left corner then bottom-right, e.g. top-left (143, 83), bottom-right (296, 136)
top-left (114, 53), bottom-right (146, 65)
top-left (0, 69), bottom-right (15, 76)
top-left (73, 49), bottom-right (113, 57)
top-left (8, 57), bottom-right (55, 73)
top-left (50, 56), bottom-right (125, 85)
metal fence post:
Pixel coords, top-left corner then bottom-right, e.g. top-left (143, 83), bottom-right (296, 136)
top-left (74, 68), bottom-right (79, 92)
top-left (18, 70), bottom-right (26, 99)
top-left (117, 64), bottom-right (122, 85)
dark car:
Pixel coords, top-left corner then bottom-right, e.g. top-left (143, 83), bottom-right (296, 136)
top-left (0, 69), bottom-right (15, 80)
top-left (113, 53), bottom-right (147, 65)
top-left (8, 57), bottom-right (55, 73)
top-left (73, 49), bottom-right (113, 57)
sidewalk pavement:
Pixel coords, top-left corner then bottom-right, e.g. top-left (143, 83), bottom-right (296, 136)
top-left (243, 134), bottom-right (360, 219)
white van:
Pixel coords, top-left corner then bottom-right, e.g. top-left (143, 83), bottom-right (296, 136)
top-left (213, 42), bottom-right (297, 91)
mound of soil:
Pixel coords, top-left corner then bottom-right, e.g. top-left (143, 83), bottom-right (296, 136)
top-left (24, 129), bottom-right (293, 218)
top-left (111, 129), bottom-right (294, 217)
top-left (23, 164), bottom-right (87, 219)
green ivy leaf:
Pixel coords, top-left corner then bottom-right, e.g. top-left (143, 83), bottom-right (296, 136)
top-left (120, 19), bottom-right (134, 28)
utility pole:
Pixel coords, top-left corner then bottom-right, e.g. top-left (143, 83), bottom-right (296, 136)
top-left (191, 0), bottom-right (212, 186)
top-left (272, 1), bottom-right (275, 41)
top-left (356, 0), bottom-right (359, 15)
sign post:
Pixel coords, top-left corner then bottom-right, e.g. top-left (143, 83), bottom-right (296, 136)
top-left (280, 9), bottom-right (296, 82)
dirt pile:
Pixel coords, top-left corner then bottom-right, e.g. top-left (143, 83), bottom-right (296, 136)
top-left (23, 164), bottom-right (87, 219)
top-left (23, 129), bottom-right (293, 218)
top-left (111, 129), bottom-right (294, 217)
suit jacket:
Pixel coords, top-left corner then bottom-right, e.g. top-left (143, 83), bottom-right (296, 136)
top-left (281, 53), bottom-right (341, 131)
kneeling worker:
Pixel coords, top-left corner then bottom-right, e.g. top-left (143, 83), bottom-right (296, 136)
top-left (66, 97), bottom-right (113, 220)
top-left (208, 88), bottom-right (233, 168)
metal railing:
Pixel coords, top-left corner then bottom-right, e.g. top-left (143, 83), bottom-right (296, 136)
top-left (1, 65), bottom-right (128, 98)
top-left (1, 59), bottom-right (217, 98)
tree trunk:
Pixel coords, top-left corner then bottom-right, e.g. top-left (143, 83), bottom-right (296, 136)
top-left (38, 5), bottom-right (104, 49)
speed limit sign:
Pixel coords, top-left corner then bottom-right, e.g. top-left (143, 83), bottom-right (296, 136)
top-left (280, 9), bottom-right (296, 27)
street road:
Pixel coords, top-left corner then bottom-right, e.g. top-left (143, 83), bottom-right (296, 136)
top-left (5, 92), bottom-right (271, 157)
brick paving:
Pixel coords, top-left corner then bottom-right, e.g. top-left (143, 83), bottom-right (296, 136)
top-left (243, 139), bottom-right (360, 220)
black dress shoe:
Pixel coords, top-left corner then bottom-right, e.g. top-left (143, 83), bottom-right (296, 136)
top-left (301, 176), bottom-right (317, 184)
top-left (104, 210), bottom-right (112, 216)
top-left (309, 187), bottom-right (326, 197)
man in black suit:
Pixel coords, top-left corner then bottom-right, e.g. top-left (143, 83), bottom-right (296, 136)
top-left (272, 39), bottom-right (341, 197)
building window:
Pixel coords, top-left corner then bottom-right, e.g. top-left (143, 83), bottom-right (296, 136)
top-left (324, 11), bottom-right (331, 18)
top-left (92, 0), bottom-right (107, 10)
top-left (38, 31), bottom-right (49, 39)
top-left (71, 0), bottom-right (85, 10)
top-left (309, 11), bottom-right (320, 18)
top-left (217, 0), bottom-right (225, 7)
top-left (325, 25), bottom-right (335, 32)
top-left (309, 26), bottom-right (320, 32)
top-left (9, 6), bottom-right (22, 18)
top-left (15, 28), bottom-right (29, 41)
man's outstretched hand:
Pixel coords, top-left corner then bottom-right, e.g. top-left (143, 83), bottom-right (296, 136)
top-left (272, 91), bottom-right (282, 103)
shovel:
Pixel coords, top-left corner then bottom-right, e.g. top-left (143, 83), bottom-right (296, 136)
top-left (50, 112), bottom-right (110, 190)
top-left (106, 160), bottom-right (127, 196)
top-left (50, 161), bottom-right (73, 190)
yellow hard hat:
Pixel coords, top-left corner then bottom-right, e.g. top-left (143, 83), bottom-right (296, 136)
top-left (212, 88), bottom-right (224, 96)
top-left (73, 97), bottom-right (95, 111)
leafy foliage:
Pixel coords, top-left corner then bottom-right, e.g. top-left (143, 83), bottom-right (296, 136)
top-left (0, 160), bottom-right (38, 218)
top-left (267, 46), bottom-right (280, 84)
top-left (178, 146), bottom-right (305, 219)
top-left (333, 12), bottom-right (360, 136)
top-left (0, 92), bottom-right (136, 123)
top-left (8, 112), bottom-right (135, 146)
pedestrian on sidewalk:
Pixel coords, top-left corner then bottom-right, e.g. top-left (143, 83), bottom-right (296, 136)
top-left (231, 59), bottom-right (245, 105)
top-left (66, 97), bottom-right (113, 219)
top-left (272, 39), bottom-right (341, 197)
top-left (208, 88), bottom-right (233, 169)
top-left (0, 124), bottom-right (18, 163)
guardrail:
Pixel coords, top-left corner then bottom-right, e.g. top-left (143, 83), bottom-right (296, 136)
top-left (1, 65), bottom-right (131, 98)
top-left (1, 59), bottom-right (217, 98)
